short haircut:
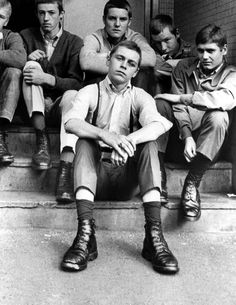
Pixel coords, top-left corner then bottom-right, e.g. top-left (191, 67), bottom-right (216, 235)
top-left (150, 14), bottom-right (177, 36)
top-left (34, 0), bottom-right (64, 13)
top-left (195, 24), bottom-right (227, 48)
top-left (103, 0), bottom-right (132, 19)
top-left (0, 0), bottom-right (12, 18)
top-left (109, 40), bottom-right (142, 67)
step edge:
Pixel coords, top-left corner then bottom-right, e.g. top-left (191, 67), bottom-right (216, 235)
top-left (7, 157), bottom-right (232, 169)
top-left (0, 192), bottom-right (235, 210)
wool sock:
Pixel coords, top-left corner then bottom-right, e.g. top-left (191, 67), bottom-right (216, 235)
top-left (143, 201), bottom-right (161, 224)
top-left (76, 199), bottom-right (94, 220)
top-left (31, 112), bottom-right (45, 130)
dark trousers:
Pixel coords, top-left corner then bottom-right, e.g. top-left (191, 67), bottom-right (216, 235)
top-left (0, 67), bottom-right (22, 122)
top-left (73, 139), bottom-right (161, 200)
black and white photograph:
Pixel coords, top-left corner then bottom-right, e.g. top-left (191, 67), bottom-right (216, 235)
top-left (0, 1), bottom-right (235, 304)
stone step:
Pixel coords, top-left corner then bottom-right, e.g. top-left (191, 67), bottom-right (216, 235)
top-left (0, 191), bottom-right (235, 232)
top-left (2, 126), bottom-right (233, 194)
top-left (0, 157), bottom-right (59, 193)
top-left (0, 156), bottom-right (232, 194)
top-left (7, 126), bottom-right (60, 156)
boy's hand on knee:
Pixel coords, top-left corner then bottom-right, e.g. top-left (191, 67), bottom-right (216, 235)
top-left (184, 137), bottom-right (196, 162)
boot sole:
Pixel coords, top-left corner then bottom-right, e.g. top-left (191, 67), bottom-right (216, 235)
top-left (183, 211), bottom-right (201, 222)
top-left (56, 195), bottom-right (75, 204)
top-left (142, 249), bottom-right (179, 274)
top-left (0, 156), bottom-right (14, 164)
top-left (61, 250), bottom-right (98, 272)
top-left (160, 197), bottom-right (168, 205)
top-left (32, 163), bottom-right (52, 171)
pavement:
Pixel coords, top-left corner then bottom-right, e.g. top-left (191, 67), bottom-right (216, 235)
top-left (0, 229), bottom-right (235, 305)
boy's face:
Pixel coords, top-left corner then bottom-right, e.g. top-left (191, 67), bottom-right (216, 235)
top-left (107, 46), bottom-right (139, 85)
top-left (103, 8), bottom-right (131, 41)
top-left (37, 2), bottom-right (63, 35)
top-left (197, 42), bottom-right (227, 72)
top-left (0, 6), bottom-right (10, 32)
top-left (151, 26), bottom-right (179, 57)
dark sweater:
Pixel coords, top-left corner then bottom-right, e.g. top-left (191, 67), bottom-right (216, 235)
top-left (20, 27), bottom-right (83, 98)
top-left (0, 29), bottom-right (27, 69)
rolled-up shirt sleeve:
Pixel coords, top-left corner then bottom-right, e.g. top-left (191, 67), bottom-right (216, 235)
top-left (134, 88), bottom-right (173, 132)
top-left (191, 75), bottom-right (236, 111)
top-left (64, 84), bottom-right (97, 124)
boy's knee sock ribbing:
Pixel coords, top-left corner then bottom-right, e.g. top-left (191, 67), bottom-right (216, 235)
top-left (143, 201), bottom-right (161, 224)
top-left (76, 199), bottom-right (94, 221)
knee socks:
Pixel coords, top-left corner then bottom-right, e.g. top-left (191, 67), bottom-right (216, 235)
top-left (32, 112), bottom-right (45, 131)
top-left (143, 201), bottom-right (161, 224)
top-left (76, 199), bottom-right (94, 221)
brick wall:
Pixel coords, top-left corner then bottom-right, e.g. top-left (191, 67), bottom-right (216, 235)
top-left (174, 0), bottom-right (236, 64)
top-left (158, 0), bottom-right (174, 17)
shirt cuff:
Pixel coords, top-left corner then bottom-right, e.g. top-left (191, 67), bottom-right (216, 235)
top-left (180, 94), bottom-right (193, 105)
top-left (181, 126), bottom-right (192, 139)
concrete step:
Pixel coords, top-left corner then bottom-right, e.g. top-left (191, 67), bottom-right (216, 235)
top-left (0, 157), bottom-right (59, 193)
top-left (3, 125), bottom-right (233, 193)
top-left (7, 126), bottom-right (60, 156)
top-left (0, 191), bottom-right (235, 232)
top-left (0, 156), bottom-right (232, 194)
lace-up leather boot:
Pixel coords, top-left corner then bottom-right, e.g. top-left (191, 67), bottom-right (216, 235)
top-left (181, 174), bottom-right (201, 221)
top-left (61, 219), bottom-right (98, 272)
top-left (55, 161), bottom-right (74, 203)
top-left (142, 222), bottom-right (179, 274)
top-left (32, 129), bottom-right (52, 170)
top-left (0, 131), bottom-right (14, 164)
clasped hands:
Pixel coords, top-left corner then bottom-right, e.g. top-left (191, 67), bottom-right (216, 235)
top-left (101, 130), bottom-right (136, 166)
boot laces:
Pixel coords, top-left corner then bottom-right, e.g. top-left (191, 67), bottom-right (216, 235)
top-left (73, 221), bottom-right (93, 253)
top-left (37, 133), bottom-right (48, 151)
top-left (0, 132), bottom-right (9, 153)
top-left (185, 182), bottom-right (197, 201)
top-left (58, 164), bottom-right (71, 188)
top-left (150, 224), bottom-right (170, 254)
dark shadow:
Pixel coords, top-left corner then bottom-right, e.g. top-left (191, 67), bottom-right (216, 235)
top-left (8, 0), bottom-right (39, 32)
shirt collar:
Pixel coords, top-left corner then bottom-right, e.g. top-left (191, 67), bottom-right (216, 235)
top-left (104, 76), bottom-right (131, 94)
top-left (40, 26), bottom-right (63, 44)
top-left (196, 60), bottom-right (225, 79)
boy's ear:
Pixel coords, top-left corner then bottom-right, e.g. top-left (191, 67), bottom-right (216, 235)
top-left (59, 10), bottom-right (65, 21)
top-left (128, 17), bottom-right (132, 27)
top-left (222, 44), bottom-right (228, 56)
top-left (106, 54), bottom-right (110, 67)
top-left (131, 67), bottom-right (139, 79)
top-left (175, 28), bottom-right (180, 39)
